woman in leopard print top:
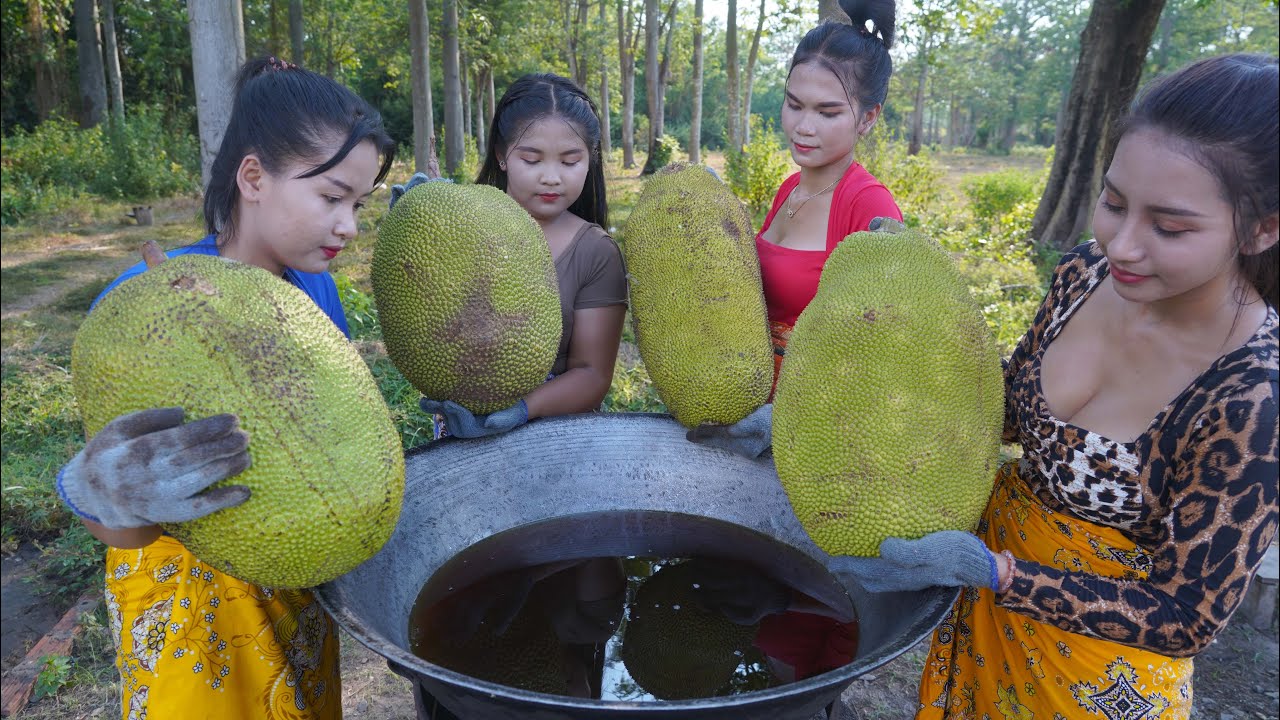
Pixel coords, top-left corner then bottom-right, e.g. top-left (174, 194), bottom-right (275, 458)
top-left (840, 54), bottom-right (1278, 717)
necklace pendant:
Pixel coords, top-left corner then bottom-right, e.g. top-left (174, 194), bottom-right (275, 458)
top-left (786, 208), bottom-right (796, 219)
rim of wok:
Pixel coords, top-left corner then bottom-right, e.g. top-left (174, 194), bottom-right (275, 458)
top-left (316, 412), bottom-right (959, 713)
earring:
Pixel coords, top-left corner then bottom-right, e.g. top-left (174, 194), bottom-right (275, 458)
top-left (499, 161), bottom-right (507, 171)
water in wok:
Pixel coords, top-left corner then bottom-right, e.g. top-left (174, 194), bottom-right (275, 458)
top-left (316, 413), bottom-right (955, 720)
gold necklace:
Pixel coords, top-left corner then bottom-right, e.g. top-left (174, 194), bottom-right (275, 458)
top-left (785, 176), bottom-right (841, 219)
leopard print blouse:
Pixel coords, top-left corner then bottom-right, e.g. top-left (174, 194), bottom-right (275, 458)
top-left (995, 241), bottom-right (1279, 658)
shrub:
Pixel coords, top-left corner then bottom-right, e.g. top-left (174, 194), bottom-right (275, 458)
top-left (647, 133), bottom-right (682, 171)
top-left (858, 124), bottom-right (945, 225)
top-left (962, 169), bottom-right (1041, 232)
top-left (1, 109), bottom-right (198, 225)
top-left (725, 115), bottom-right (789, 222)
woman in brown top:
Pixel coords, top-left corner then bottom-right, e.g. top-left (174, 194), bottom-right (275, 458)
top-left (417, 73), bottom-right (628, 439)
top-left (836, 54), bottom-right (1278, 717)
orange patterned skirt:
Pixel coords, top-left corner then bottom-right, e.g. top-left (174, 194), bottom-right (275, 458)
top-left (104, 535), bottom-right (341, 720)
top-left (917, 462), bottom-right (1193, 718)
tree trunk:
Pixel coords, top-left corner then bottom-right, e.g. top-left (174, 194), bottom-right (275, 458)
top-left (725, 0), bottom-right (738, 151)
top-left (999, 96), bottom-right (1018, 153)
top-left (689, 0), bottom-right (703, 164)
top-left (907, 33), bottom-right (929, 155)
top-left (28, 0), bottom-right (62, 121)
top-left (618, 0), bottom-right (637, 168)
top-left (189, 0), bottom-right (246, 185)
top-left (289, 0), bottom-right (304, 63)
top-left (640, 0), bottom-right (659, 174)
top-left (599, 0), bottom-right (612, 157)
top-left (100, 0), bottom-right (124, 120)
top-left (442, 0), bottom-right (465, 175)
top-left (486, 70), bottom-right (495, 129)
top-left (739, 0), bottom-right (765, 144)
top-left (460, 49), bottom-right (472, 145)
top-left (473, 67), bottom-right (486, 151)
top-left (653, 0), bottom-right (677, 141)
top-left (409, 0), bottom-right (435, 172)
top-left (818, 0), bottom-right (846, 23)
top-left (75, 0), bottom-right (108, 128)
top-left (575, 0), bottom-right (590, 88)
top-left (563, 0), bottom-right (579, 87)
top-left (268, 0), bottom-right (282, 55)
top-left (1032, 0), bottom-right (1166, 250)
top-left (946, 94), bottom-right (959, 149)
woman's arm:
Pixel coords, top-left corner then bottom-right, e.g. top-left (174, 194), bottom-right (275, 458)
top-left (81, 518), bottom-right (163, 549)
top-left (996, 381), bottom-right (1279, 657)
top-left (524, 304), bottom-right (626, 419)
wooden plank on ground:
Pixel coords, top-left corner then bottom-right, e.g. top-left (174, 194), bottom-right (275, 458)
top-left (0, 590), bottom-right (100, 717)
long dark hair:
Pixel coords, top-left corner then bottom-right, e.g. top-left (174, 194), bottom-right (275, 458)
top-left (476, 73), bottom-right (608, 229)
top-left (203, 57), bottom-right (397, 240)
top-left (788, 0), bottom-right (896, 111)
top-left (1120, 53), bottom-right (1279, 308)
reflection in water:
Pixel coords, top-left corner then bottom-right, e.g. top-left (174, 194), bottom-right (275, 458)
top-left (408, 555), bottom-right (858, 701)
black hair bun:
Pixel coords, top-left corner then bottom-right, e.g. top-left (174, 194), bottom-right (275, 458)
top-left (838, 0), bottom-right (895, 49)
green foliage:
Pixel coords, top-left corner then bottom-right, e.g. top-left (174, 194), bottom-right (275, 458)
top-left (32, 655), bottom-right (72, 701)
top-left (725, 115), bottom-right (789, 222)
top-left (961, 169), bottom-right (1041, 232)
top-left (647, 134), bottom-right (683, 171)
top-left (858, 125), bottom-right (945, 225)
top-left (94, 108), bottom-right (200, 200)
top-left (1, 110), bottom-right (198, 225)
top-left (603, 361), bottom-right (666, 413)
top-left (334, 273), bottom-right (381, 340)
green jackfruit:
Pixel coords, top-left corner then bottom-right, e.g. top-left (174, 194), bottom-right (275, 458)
top-left (620, 163), bottom-right (773, 427)
top-left (620, 562), bottom-right (759, 700)
top-left (773, 229), bottom-right (1003, 557)
top-left (71, 255), bottom-right (405, 588)
top-left (372, 182), bottom-right (561, 414)
top-left (415, 600), bottom-right (567, 695)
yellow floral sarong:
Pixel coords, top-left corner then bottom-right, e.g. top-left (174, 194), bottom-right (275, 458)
top-left (917, 462), bottom-right (1193, 719)
top-left (104, 535), bottom-right (341, 720)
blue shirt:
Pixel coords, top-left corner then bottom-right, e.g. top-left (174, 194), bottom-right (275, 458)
top-left (93, 235), bottom-right (350, 338)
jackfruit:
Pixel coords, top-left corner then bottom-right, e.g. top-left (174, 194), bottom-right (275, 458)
top-left (772, 229), bottom-right (1003, 556)
top-left (415, 598), bottom-right (568, 695)
top-left (620, 163), bottom-right (772, 427)
top-left (71, 255), bottom-right (405, 588)
top-left (372, 182), bottom-right (561, 414)
top-left (621, 561), bottom-right (759, 700)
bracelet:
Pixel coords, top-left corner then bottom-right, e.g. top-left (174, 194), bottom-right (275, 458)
top-left (996, 550), bottom-right (1017, 594)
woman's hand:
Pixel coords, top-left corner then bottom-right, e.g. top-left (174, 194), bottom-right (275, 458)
top-left (685, 404), bottom-right (773, 459)
top-left (828, 531), bottom-right (1004, 593)
top-left (57, 407), bottom-right (251, 529)
top-left (418, 398), bottom-right (529, 438)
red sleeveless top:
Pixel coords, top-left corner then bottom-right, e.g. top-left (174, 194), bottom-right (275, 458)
top-left (754, 162), bottom-right (901, 325)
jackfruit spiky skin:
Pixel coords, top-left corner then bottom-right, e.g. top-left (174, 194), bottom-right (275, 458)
top-left (621, 561), bottom-right (758, 700)
top-left (372, 182), bottom-right (562, 414)
top-left (71, 255), bottom-right (405, 588)
top-left (416, 601), bottom-right (567, 695)
top-left (621, 163), bottom-right (772, 427)
top-left (773, 229), bottom-right (1004, 557)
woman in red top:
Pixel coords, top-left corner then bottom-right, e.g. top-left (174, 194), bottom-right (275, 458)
top-left (757, 0), bottom-right (903, 395)
top-left (690, 0), bottom-right (901, 686)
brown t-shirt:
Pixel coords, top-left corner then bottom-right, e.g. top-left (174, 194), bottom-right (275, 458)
top-left (552, 222), bottom-right (628, 375)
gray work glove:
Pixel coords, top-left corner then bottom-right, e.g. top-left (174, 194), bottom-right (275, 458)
top-left (826, 531), bottom-right (999, 593)
top-left (56, 407), bottom-right (251, 529)
top-left (418, 398), bottom-right (529, 439)
top-left (685, 403), bottom-right (773, 459)
top-left (388, 172), bottom-right (453, 209)
top-left (868, 216), bottom-right (907, 233)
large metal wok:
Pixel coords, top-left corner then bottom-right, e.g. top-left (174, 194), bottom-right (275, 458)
top-left (316, 413), bottom-right (955, 719)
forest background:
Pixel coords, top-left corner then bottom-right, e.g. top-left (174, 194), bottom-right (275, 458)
top-left (1, 0), bottom-right (1278, 715)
